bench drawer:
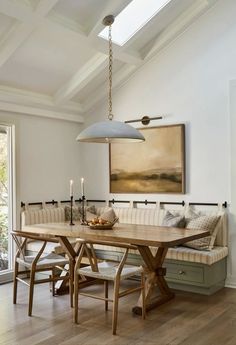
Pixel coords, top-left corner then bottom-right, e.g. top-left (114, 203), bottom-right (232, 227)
top-left (165, 262), bottom-right (204, 284)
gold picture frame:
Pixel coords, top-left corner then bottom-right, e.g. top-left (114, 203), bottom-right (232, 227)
top-left (109, 124), bottom-right (185, 194)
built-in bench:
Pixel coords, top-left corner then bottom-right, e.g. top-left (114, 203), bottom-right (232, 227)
top-left (21, 201), bottom-right (228, 295)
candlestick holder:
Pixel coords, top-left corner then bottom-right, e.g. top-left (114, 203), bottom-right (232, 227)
top-left (80, 195), bottom-right (87, 225)
top-left (70, 196), bottom-right (75, 226)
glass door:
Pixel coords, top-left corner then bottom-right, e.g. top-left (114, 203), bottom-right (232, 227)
top-left (0, 125), bottom-right (14, 282)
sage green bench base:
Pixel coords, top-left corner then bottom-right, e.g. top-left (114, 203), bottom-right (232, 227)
top-left (94, 249), bottom-right (227, 296)
top-left (165, 258), bottom-right (227, 295)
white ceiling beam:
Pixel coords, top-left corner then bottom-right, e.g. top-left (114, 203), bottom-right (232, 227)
top-left (45, 13), bottom-right (142, 66)
top-left (85, 0), bottom-right (142, 66)
top-left (143, 0), bottom-right (210, 61)
top-left (0, 0), bottom-right (59, 68)
top-left (0, 101), bottom-right (84, 123)
top-left (0, 0), bottom-right (32, 21)
top-left (87, 0), bottom-right (132, 37)
top-left (54, 53), bottom-right (108, 104)
top-left (0, 0), bottom-right (59, 21)
top-left (39, 0), bottom-right (142, 66)
top-left (0, 22), bottom-right (35, 67)
top-left (82, 64), bottom-right (136, 113)
top-left (88, 36), bottom-right (142, 65)
top-left (0, 84), bottom-right (83, 114)
top-left (114, 48), bottom-right (142, 65)
top-left (61, 101), bottom-right (83, 114)
top-left (33, 0), bottom-right (59, 17)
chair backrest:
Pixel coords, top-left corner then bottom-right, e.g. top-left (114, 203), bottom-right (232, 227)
top-left (12, 232), bottom-right (27, 261)
top-left (11, 231), bottom-right (58, 264)
top-left (75, 239), bottom-right (136, 277)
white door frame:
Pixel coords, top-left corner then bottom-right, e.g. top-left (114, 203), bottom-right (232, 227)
top-left (0, 123), bottom-right (16, 283)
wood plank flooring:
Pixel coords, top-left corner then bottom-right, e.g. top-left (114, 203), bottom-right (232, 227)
top-left (0, 281), bottom-right (236, 345)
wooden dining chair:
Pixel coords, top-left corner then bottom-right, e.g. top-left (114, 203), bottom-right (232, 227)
top-left (74, 239), bottom-right (146, 335)
top-left (11, 230), bottom-right (72, 316)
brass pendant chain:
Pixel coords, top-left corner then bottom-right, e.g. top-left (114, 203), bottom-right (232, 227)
top-left (108, 24), bottom-right (113, 121)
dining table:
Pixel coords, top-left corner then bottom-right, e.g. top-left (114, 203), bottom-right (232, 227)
top-left (23, 222), bottom-right (210, 314)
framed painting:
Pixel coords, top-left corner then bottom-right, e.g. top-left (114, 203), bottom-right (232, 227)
top-left (109, 124), bottom-right (185, 194)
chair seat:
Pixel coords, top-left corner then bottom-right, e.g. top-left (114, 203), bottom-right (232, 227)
top-left (77, 261), bottom-right (143, 281)
top-left (17, 253), bottom-right (69, 269)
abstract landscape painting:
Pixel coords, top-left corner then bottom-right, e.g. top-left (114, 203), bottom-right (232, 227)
top-left (109, 124), bottom-right (185, 194)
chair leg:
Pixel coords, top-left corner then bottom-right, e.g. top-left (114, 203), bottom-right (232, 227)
top-left (74, 271), bottom-right (79, 323)
top-left (112, 278), bottom-right (120, 335)
top-left (141, 272), bottom-right (146, 320)
top-left (52, 267), bottom-right (55, 296)
top-left (13, 261), bottom-right (19, 304)
top-left (28, 267), bottom-right (36, 317)
top-left (104, 281), bottom-right (109, 311)
top-left (69, 259), bottom-right (74, 308)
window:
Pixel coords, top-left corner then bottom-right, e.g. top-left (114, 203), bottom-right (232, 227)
top-left (99, 0), bottom-right (172, 46)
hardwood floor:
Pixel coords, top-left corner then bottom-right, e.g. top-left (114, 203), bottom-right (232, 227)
top-left (0, 281), bottom-right (236, 345)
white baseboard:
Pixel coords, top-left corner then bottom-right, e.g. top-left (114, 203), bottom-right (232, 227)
top-left (0, 271), bottom-right (13, 284)
top-left (225, 275), bottom-right (236, 288)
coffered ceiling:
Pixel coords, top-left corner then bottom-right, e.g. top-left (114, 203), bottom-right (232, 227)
top-left (0, 0), bottom-right (219, 123)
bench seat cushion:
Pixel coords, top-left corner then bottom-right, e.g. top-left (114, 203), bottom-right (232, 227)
top-left (166, 246), bottom-right (228, 265)
top-left (93, 244), bottom-right (228, 266)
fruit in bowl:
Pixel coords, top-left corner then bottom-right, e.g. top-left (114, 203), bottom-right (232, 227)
top-left (88, 216), bottom-right (118, 228)
top-left (89, 217), bottom-right (110, 226)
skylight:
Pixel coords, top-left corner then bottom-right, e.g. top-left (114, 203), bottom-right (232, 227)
top-left (99, 0), bottom-right (172, 46)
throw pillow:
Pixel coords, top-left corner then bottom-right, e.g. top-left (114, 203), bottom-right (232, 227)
top-left (86, 211), bottom-right (96, 221)
top-left (65, 205), bottom-right (80, 221)
top-left (184, 215), bottom-right (220, 250)
top-left (78, 205), bottom-right (96, 218)
top-left (162, 211), bottom-right (186, 228)
top-left (185, 208), bottom-right (200, 222)
top-left (99, 207), bottom-right (117, 223)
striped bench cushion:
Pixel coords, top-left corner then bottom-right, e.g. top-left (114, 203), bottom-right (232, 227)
top-left (22, 207), bottom-right (65, 226)
top-left (27, 240), bottom-right (228, 265)
top-left (97, 206), bottom-right (159, 226)
top-left (93, 244), bottom-right (228, 266)
top-left (166, 246), bottom-right (228, 265)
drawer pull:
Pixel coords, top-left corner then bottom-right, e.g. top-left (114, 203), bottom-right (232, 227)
top-left (178, 270), bottom-right (186, 275)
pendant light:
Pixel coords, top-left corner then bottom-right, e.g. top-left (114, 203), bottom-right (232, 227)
top-left (76, 15), bottom-right (145, 143)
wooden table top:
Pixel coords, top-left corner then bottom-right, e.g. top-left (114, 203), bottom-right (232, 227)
top-left (23, 222), bottom-right (210, 248)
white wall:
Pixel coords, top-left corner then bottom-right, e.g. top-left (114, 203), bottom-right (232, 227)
top-left (18, 115), bottom-right (82, 201)
top-left (81, 0), bottom-right (236, 283)
top-left (0, 112), bottom-right (82, 225)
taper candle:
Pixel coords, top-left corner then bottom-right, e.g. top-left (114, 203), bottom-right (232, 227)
top-left (81, 177), bottom-right (84, 196)
top-left (70, 179), bottom-right (74, 197)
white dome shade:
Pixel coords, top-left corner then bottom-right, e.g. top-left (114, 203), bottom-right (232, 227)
top-left (76, 120), bottom-right (145, 143)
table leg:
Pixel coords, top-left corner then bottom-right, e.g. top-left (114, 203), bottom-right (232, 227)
top-left (55, 237), bottom-right (98, 301)
top-left (57, 237), bottom-right (76, 306)
top-left (132, 246), bottom-right (174, 315)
